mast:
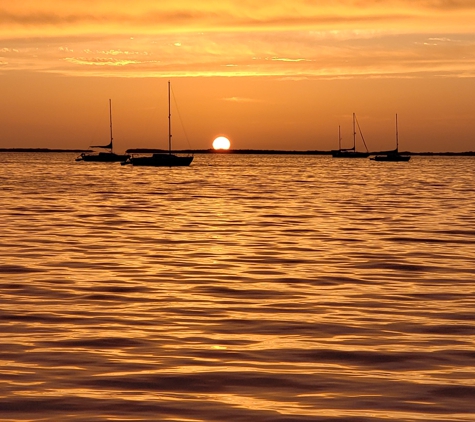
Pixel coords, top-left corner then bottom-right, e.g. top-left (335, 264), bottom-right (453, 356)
top-left (395, 113), bottom-right (399, 152)
top-left (109, 99), bottom-right (113, 153)
top-left (352, 113), bottom-right (356, 152)
top-left (338, 125), bottom-right (341, 150)
top-left (168, 80), bottom-right (172, 155)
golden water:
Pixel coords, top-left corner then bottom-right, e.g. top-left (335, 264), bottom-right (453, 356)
top-left (1, 153), bottom-right (474, 421)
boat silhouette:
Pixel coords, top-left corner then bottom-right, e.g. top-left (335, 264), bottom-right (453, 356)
top-left (122, 81), bottom-right (193, 167)
top-left (76, 99), bottom-right (129, 163)
top-left (371, 114), bottom-right (410, 162)
top-left (332, 113), bottom-right (370, 158)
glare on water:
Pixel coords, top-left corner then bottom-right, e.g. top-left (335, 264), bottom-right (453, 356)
top-left (0, 153), bottom-right (474, 421)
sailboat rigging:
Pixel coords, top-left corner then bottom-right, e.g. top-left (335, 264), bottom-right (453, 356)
top-left (122, 81), bottom-right (193, 167)
top-left (371, 114), bottom-right (410, 162)
top-left (331, 113), bottom-right (370, 158)
top-left (76, 99), bottom-right (129, 162)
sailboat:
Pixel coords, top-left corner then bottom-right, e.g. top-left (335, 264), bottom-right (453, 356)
top-left (371, 114), bottom-right (410, 162)
top-left (331, 113), bottom-right (370, 158)
top-left (122, 81), bottom-right (193, 167)
top-left (76, 99), bottom-right (129, 162)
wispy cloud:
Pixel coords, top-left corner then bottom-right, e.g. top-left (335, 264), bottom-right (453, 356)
top-left (63, 57), bottom-right (152, 66)
top-left (271, 57), bottom-right (313, 62)
top-left (223, 97), bottom-right (263, 103)
top-left (1, 1), bottom-right (474, 34)
top-left (1, 31), bottom-right (474, 78)
top-left (1, 2), bottom-right (474, 78)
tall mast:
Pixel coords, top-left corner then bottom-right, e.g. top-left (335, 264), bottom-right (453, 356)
top-left (338, 125), bottom-right (341, 150)
top-left (353, 113), bottom-right (356, 151)
top-left (395, 113), bottom-right (399, 152)
top-left (109, 99), bottom-right (113, 153)
top-left (168, 81), bottom-right (172, 155)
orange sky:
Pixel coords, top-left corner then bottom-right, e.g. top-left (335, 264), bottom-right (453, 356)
top-left (1, 1), bottom-right (474, 152)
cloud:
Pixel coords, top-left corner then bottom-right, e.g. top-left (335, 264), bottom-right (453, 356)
top-left (271, 57), bottom-right (313, 62)
top-left (223, 97), bottom-right (262, 103)
top-left (1, 30), bottom-right (474, 79)
top-left (419, 0), bottom-right (475, 10)
top-left (0, 2), bottom-right (474, 78)
top-left (63, 57), bottom-right (149, 66)
top-left (1, 1), bottom-right (475, 36)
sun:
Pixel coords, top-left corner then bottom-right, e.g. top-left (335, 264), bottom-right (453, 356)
top-left (212, 136), bottom-right (231, 150)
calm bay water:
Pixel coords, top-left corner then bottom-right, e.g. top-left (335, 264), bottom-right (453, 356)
top-left (0, 152), bottom-right (474, 421)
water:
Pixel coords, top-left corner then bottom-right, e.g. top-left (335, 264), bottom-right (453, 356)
top-left (1, 153), bottom-right (474, 422)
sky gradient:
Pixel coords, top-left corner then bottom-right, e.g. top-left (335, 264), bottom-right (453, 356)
top-left (1, 1), bottom-right (474, 152)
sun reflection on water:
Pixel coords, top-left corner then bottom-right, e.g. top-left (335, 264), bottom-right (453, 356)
top-left (0, 154), bottom-right (474, 421)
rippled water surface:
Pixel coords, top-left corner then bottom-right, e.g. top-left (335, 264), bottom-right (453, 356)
top-left (1, 153), bottom-right (474, 421)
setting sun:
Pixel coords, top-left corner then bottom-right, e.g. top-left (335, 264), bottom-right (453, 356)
top-left (212, 136), bottom-right (231, 150)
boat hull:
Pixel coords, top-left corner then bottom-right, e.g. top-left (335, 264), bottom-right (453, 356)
top-left (76, 152), bottom-right (130, 162)
top-left (371, 155), bottom-right (410, 162)
top-left (125, 154), bottom-right (193, 167)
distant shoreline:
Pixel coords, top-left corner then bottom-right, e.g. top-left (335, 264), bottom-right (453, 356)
top-left (1, 148), bottom-right (475, 156)
top-left (0, 148), bottom-right (87, 153)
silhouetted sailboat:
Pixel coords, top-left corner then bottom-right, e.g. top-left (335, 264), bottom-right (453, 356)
top-left (371, 114), bottom-right (410, 162)
top-left (76, 99), bottom-right (129, 162)
top-left (122, 81), bottom-right (193, 167)
top-left (332, 113), bottom-right (370, 158)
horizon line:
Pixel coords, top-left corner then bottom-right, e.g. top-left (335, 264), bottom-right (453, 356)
top-left (1, 148), bottom-right (475, 156)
